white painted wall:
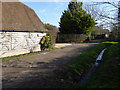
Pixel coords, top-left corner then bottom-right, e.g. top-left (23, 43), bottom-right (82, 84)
top-left (0, 32), bottom-right (46, 58)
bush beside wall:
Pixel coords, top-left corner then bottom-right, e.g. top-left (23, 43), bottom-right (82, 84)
top-left (44, 24), bottom-right (58, 47)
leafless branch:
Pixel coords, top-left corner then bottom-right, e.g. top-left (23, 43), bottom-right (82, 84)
top-left (84, 1), bottom-right (119, 29)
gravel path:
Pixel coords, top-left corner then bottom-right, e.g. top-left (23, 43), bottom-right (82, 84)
top-left (2, 43), bottom-right (97, 88)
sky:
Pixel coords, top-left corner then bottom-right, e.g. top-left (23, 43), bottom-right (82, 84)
top-left (20, 2), bottom-right (69, 27)
top-left (19, 0), bottom-right (118, 29)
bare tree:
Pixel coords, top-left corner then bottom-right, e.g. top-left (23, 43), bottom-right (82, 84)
top-left (83, 0), bottom-right (119, 29)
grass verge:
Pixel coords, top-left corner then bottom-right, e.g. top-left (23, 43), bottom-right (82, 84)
top-left (1, 48), bottom-right (57, 62)
top-left (48, 42), bottom-right (111, 88)
top-left (80, 42), bottom-right (120, 88)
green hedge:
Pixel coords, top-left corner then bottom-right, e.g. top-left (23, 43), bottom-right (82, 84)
top-left (56, 34), bottom-right (88, 43)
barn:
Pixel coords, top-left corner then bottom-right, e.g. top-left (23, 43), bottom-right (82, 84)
top-left (0, 1), bottom-right (48, 58)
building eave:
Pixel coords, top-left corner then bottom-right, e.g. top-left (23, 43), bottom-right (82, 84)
top-left (0, 30), bottom-right (48, 33)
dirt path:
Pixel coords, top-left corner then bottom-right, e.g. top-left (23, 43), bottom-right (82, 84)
top-left (2, 43), bottom-right (97, 88)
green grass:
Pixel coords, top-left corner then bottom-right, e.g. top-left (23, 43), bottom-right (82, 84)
top-left (79, 42), bottom-right (120, 88)
top-left (48, 43), bottom-right (110, 88)
top-left (102, 41), bottom-right (119, 44)
top-left (1, 51), bottom-right (40, 61)
top-left (1, 48), bottom-right (57, 62)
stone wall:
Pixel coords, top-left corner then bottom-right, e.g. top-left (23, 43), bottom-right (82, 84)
top-left (0, 32), bottom-right (46, 58)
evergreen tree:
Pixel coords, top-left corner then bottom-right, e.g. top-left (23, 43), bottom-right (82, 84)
top-left (68, 0), bottom-right (83, 12)
top-left (59, 0), bottom-right (95, 40)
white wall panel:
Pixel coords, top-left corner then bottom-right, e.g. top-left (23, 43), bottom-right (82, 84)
top-left (0, 32), bottom-right (46, 57)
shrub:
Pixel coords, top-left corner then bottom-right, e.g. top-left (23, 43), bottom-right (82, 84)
top-left (39, 35), bottom-right (52, 51)
top-left (44, 24), bottom-right (58, 48)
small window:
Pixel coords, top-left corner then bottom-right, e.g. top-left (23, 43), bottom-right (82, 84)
top-left (37, 34), bottom-right (39, 37)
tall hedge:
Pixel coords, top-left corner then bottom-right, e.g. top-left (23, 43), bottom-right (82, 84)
top-left (56, 34), bottom-right (87, 43)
